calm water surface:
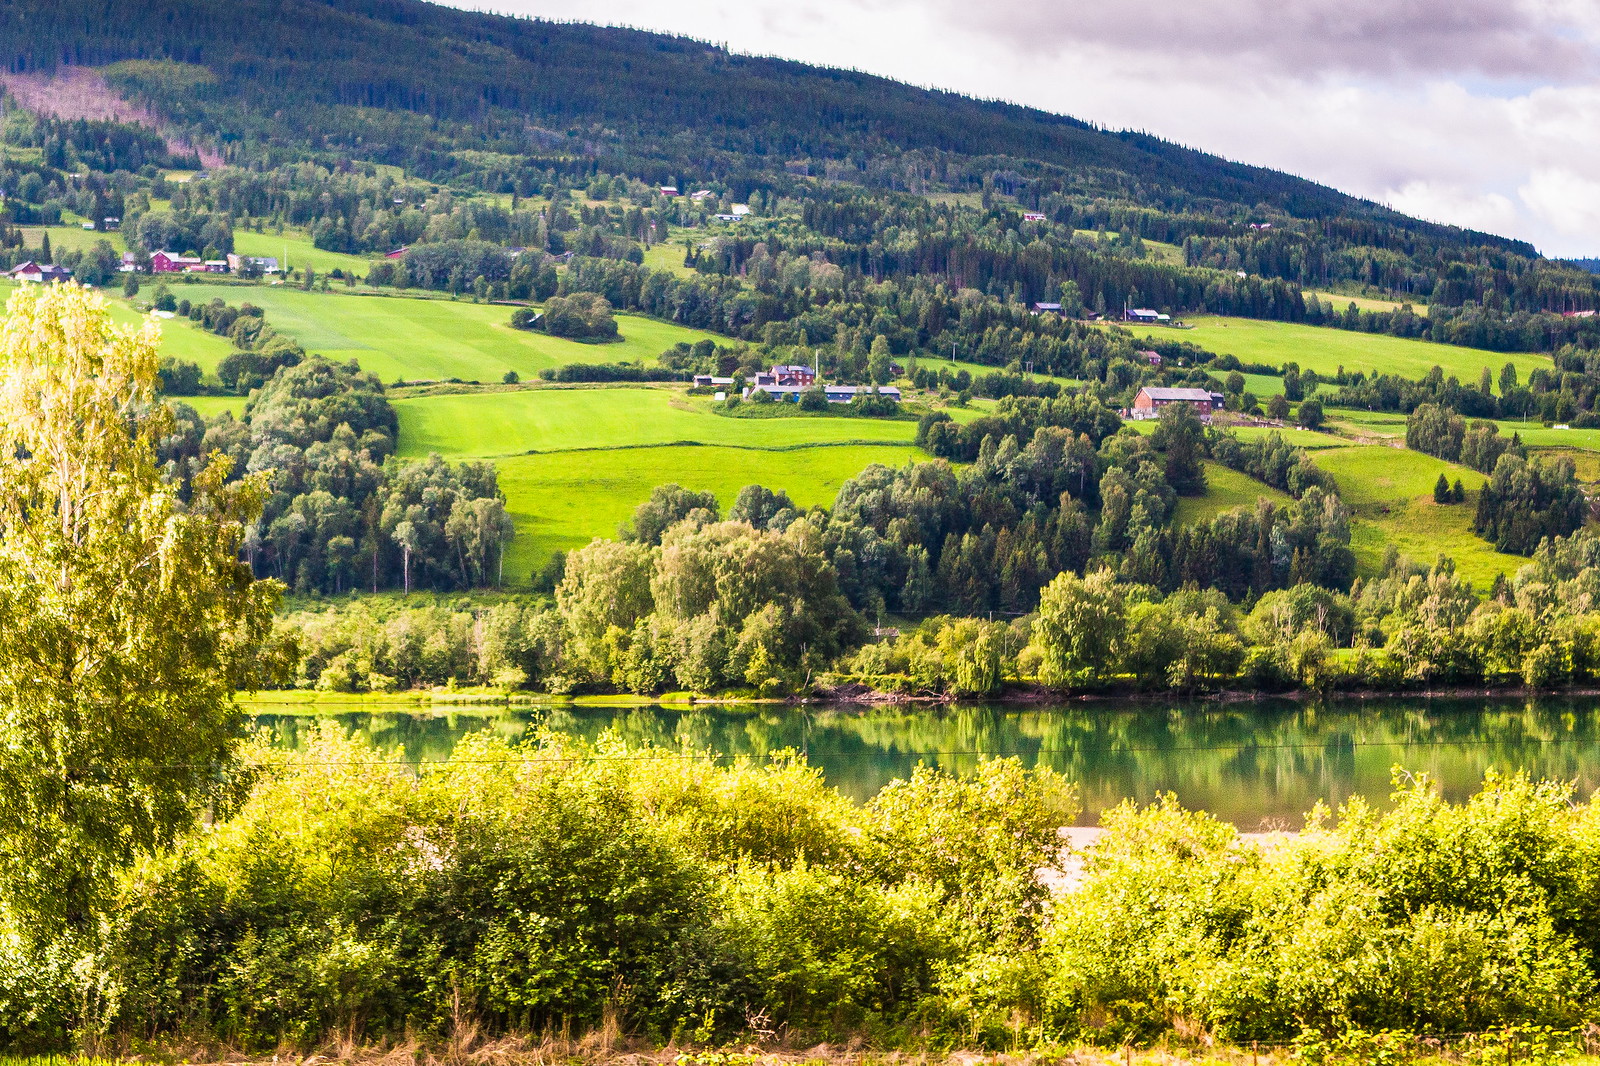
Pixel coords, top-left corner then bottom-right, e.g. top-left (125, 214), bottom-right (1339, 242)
top-left (246, 697), bottom-right (1600, 827)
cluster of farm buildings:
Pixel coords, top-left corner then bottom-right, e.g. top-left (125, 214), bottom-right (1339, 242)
top-left (693, 363), bottom-right (902, 404)
top-left (5, 250), bottom-right (283, 285)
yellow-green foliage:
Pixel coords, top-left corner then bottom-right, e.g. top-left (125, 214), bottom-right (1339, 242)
top-left (0, 731), bottom-right (1072, 1050)
top-left (1048, 773), bottom-right (1600, 1043)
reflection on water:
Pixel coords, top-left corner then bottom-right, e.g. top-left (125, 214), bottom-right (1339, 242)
top-left (246, 697), bottom-right (1600, 827)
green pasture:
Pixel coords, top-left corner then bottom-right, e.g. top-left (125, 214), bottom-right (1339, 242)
top-left (0, 281), bottom-right (233, 367)
top-left (233, 229), bottom-right (377, 276)
top-left (1306, 290), bottom-right (1429, 315)
top-left (20, 224), bottom-right (126, 255)
top-left (1239, 371), bottom-right (1284, 397)
top-left (1129, 316), bottom-right (1544, 386)
top-left (1309, 445), bottom-right (1513, 589)
top-left (495, 443), bottom-right (923, 578)
top-left (1173, 462), bottom-right (1289, 526)
top-left (641, 239), bottom-right (699, 278)
top-left (177, 394), bottom-right (247, 419)
top-left (1124, 419), bottom-right (1337, 449)
top-left (393, 387), bottom-right (918, 458)
top-left (154, 284), bottom-right (725, 382)
top-left (1229, 424), bottom-right (1345, 448)
top-left (1330, 409), bottom-right (1600, 455)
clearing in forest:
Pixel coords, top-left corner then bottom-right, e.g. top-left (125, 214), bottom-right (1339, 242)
top-left (1309, 445), bottom-right (1512, 590)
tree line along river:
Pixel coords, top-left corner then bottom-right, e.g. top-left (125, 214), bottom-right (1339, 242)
top-left (246, 697), bottom-right (1600, 827)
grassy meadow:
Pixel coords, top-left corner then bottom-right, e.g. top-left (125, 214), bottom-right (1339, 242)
top-left (232, 229), bottom-right (378, 276)
top-left (391, 385), bottom-right (928, 573)
top-left (1130, 316), bottom-right (1544, 385)
top-left (20, 224), bottom-right (127, 255)
top-left (0, 279), bottom-right (235, 366)
top-left (1173, 461), bottom-right (1289, 526)
top-left (393, 387), bottom-right (918, 458)
top-left (496, 443), bottom-right (921, 579)
top-left (154, 283), bottom-right (724, 382)
top-left (1309, 445), bottom-right (1515, 589)
top-left (177, 394), bottom-right (248, 419)
top-left (1306, 290), bottom-right (1430, 315)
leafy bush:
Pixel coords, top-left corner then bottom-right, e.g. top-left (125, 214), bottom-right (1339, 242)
top-left (541, 291), bottom-right (618, 340)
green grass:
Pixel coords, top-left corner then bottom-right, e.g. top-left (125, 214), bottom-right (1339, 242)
top-left (152, 284), bottom-right (726, 382)
top-left (1330, 409), bottom-right (1600, 455)
top-left (0, 281), bottom-right (235, 369)
top-left (1309, 445), bottom-right (1515, 589)
top-left (1229, 424), bottom-right (1346, 448)
top-left (393, 387), bottom-right (919, 458)
top-left (1306, 290), bottom-right (1429, 315)
top-left (496, 443), bottom-right (923, 579)
top-left (1129, 316), bottom-right (1544, 387)
top-left (919, 354), bottom-right (1081, 386)
top-left (21, 224), bottom-right (126, 255)
top-left (641, 239), bottom-right (700, 278)
top-left (233, 229), bottom-right (378, 276)
top-left (177, 394), bottom-right (248, 419)
top-left (1174, 462), bottom-right (1290, 525)
top-left (1124, 419), bottom-right (1337, 449)
top-left (1239, 371), bottom-right (1284, 397)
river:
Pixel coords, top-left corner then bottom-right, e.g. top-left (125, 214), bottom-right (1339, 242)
top-left (245, 695), bottom-right (1600, 827)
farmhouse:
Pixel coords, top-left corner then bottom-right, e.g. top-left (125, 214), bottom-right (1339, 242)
top-left (1031, 302), bottom-right (1063, 314)
top-left (227, 253), bottom-right (280, 274)
top-left (149, 251), bottom-right (206, 273)
top-left (1022, 212), bottom-right (1047, 222)
top-left (689, 189), bottom-right (715, 201)
top-left (1139, 349), bottom-right (1162, 366)
top-left (770, 363), bottom-right (817, 387)
top-left (1124, 308), bottom-right (1171, 324)
top-left (9, 261), bottom-right (72, 284)
top-left (744, 383), bottom-right (902, 404)
top-left (659, 186), bottom-right (680, 196)
top-left (1129, 386), bottom-right (1225, 422)
top-left (385, 247), bottom-right (409, 259)
top-left (692, 374), bottom-right (735, 388)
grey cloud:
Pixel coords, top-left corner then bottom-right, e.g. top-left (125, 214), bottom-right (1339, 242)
top-left (908, 0), bottom-right (1600, 82)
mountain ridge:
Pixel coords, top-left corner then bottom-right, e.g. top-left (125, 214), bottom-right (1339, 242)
top-left (0, 0), bottom-right (1534, 253)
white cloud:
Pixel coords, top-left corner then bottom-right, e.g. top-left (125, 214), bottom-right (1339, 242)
top-left (1387, 181), bottom-right (1520, 235)
top-left (1521, 169), bottom-right (1600, 241)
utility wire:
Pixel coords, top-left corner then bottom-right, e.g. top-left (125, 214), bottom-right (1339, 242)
top-left (37, 731), bottom-right (1600, 773)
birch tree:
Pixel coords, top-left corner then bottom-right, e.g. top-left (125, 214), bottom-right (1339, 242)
top-left (0, 285), bottom-right (283, 934)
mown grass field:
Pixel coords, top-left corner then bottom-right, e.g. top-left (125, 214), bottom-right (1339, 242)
top-left (1130, 316), bottom-right (1544, 385)
top-left (156, 284), bottom-right (725, 382)
top-left (495, 443), bottom-right (922, 579)
top-left (0, 280), bottom-right (236, 366)
top-left (232, 229), bottom-right (377, 276)
top-left (1306, 290), bottom-right (1429, 315)
top-left (1173, 461), bottom-right (1290, 526)
top-left (1330, 408), bottom-right (1600, 456)
top-left (1124, 420), bottom-right (1336, 449)
top-left (393, 387), bottom-right (918, 458)
top-left (1309, 445), bottom-right (1514, 589)
top-left (20, 224), bottom-right (127, 255)
top-left (177, 394), bottom-right (247, 419)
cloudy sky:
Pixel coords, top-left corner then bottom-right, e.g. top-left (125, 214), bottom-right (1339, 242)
top-left (448, 0), bottom-right (1600, 257)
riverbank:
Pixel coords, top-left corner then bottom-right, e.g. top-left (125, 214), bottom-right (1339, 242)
top-left (33, 1032), bottom-right (1600, 1066)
